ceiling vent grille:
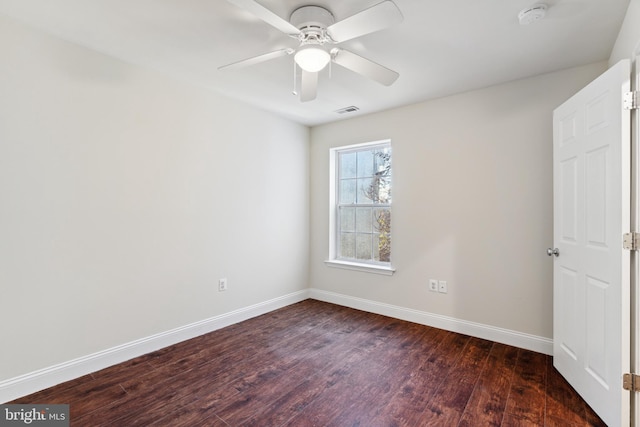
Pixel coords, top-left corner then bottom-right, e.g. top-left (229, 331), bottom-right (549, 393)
top-left (335, 106), bottom-right (360, 114)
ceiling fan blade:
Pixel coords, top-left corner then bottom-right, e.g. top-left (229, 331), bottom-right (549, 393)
top-left (226, 0), bottom-right (301, 36)
top-left (218, 48), bottom-right (293, 70)
top-left (332, 48), bottom-right (399, 86)
top-left (300, 70), bottom-right (318, 102)
top-left (327, 1), bottom-right (403, 43)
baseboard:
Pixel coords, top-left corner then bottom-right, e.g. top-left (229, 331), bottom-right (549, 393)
top-left (0, 289), bottom-right (310, 403)
top-left (308, 288), bottom-right (553, 356)
top-left (2, 288), bottom-right (552, 403)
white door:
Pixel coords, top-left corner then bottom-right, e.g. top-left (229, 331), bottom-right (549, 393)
top-left (552, 59), bottom-right (631, 427)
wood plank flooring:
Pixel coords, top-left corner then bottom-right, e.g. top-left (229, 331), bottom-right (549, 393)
top-left (12, 300), bottom-right (605, 426)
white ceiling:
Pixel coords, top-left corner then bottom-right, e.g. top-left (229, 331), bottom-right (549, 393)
top-left (0, 0), bottom-right (630, 126)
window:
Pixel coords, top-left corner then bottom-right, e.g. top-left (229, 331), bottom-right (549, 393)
top-left (327, 140), bottom-right (394, 275)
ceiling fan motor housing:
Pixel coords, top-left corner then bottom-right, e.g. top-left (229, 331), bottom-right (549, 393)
top-left (290, 6), bottom-right (335, 44)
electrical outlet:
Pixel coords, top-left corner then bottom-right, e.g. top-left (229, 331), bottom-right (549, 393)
top-left (218, 278), bottom-right (228, 292)
top-left (438, 280), bottom-right (448, 294)
top-left (429, 279), bottom-right (438, 292)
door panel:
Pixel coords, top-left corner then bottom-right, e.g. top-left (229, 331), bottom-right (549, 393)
top-left (558, 266), bottom-right (578, 360)
top-left (553, 59), bottom-right (630, 427)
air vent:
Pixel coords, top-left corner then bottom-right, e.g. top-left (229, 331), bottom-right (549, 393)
top-left (335, 106), bottom-right (360, 114)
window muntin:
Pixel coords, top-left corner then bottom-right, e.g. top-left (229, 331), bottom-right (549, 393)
top-left (335, 142), bottom-right (391, 265)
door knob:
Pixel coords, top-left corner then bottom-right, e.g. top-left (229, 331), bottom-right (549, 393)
top-left (547, 248), bottom-right (559, 257)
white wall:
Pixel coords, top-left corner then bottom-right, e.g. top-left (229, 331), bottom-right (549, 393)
top-left (309, 62), bottom-right (608, 341)
top-left (610, 0), bottom-right (640, 65)
top-left (0, 14), bottom-right (309, 383)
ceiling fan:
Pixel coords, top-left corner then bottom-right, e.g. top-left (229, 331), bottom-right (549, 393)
top-left (219, 0), bottom-right (403, 102)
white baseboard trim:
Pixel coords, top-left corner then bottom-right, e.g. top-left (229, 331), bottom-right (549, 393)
top-left (2, 288), bottom-right (552, 403)
top-left (0, 289), bottom-right (310, 403)
top-left (308, 288), bottom-right (553, 356)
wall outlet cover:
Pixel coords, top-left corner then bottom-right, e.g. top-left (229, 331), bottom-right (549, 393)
top-left (438, 280), bottom-right (448, 293)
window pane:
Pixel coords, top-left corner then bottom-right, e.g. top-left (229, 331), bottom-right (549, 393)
top-left (374, 148), bottom-right (391, 174)
top-left (340, 207), bottom-right (356, 232)
top-left (356, 233), bottom-right (373, 260)
top-left (375, 149), bottom-right (392, 203)
top-left (379, 175), bottom-right (392, 203)
top-left (340, 179), bottom-right (357, 204)
top-left (357, 178), bottom-right (374, 204)
top-left (374, 208), bottom-right (391, 262)
top-left (357, 150), bottom-right (374, 178)
top-left (355, 207), bottom-right (372, 233)
top-left (373, 236), bottom-right (380, 261)
top-left (340, 152), bottom-right (357, 179)
top-left (340, 233), bottom-right (355, 258)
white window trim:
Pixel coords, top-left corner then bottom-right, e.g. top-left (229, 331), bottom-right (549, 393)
top-left (324, 259), bottom-right (396, 275)
top-left (326, 139), bottom-right (395, 275)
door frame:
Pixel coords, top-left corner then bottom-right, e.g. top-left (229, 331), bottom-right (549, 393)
top-left (632, 54), bottom-right (640, 427)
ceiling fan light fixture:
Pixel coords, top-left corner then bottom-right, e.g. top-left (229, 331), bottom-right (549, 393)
top-left (294, 45), bottom-right (330, 72)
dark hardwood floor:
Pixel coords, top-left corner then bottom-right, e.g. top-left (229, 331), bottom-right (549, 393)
top-left (12, 300), bottom-right (605, 426)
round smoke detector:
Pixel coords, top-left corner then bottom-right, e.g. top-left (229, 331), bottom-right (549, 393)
top-left (518, 4), bottom-right (547, 25)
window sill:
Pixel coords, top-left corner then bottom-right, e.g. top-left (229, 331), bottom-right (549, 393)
top-left (324, 260), bottom-right (396, 276)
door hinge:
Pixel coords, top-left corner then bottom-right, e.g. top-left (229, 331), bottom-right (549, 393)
top-left (623, 232), bottom-right (640, 250)
top-left (623, 91), bottom-right (639, 110)
top-left (624, 373), bottom-right (640, 391)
